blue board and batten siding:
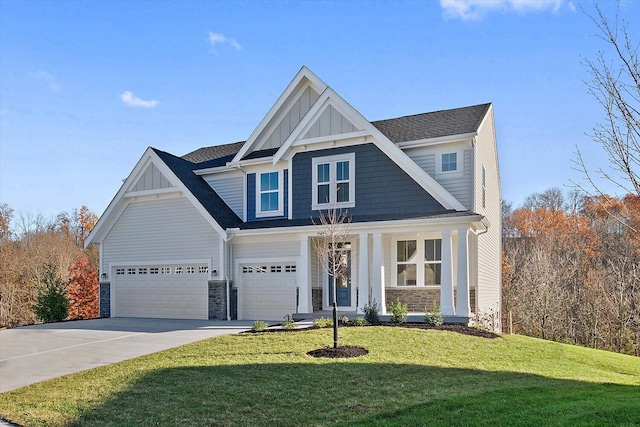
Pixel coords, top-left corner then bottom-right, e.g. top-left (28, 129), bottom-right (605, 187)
top-left (291, 144), bottom-right (446, 219)
top-left (246, 170), bottom-right (289, 221)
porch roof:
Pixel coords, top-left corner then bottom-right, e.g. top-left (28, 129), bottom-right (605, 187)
top-left (236, 210), bottom-right (479, 230)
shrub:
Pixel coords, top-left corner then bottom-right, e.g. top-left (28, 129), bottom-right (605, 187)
top-left (313, 317), bottom-right (333, 328)
top-left (424, 302), bottom-right (444, 326)
top-left (280, 320), bottom-right (297, 329)
top-left (281, 314), bottom-right (297, 329)
top-left (251, 320), bottom-right (268, 331)
top-left (388, 298), bottom-right (408, 324)
top-left (339, 315), bottom-right (350, 325)
top-left (353, 316), bottom-right (368, 326)
top-left (34, 264), bottom-right (68, 323)
top-left (362, 300), bottom-right (381, 325)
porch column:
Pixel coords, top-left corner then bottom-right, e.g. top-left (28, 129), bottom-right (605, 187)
top-left (456, 228), bottom-right (471, 317)
top-left (440, 230), bottom-right (455, 316)
top-left (371, 233), bottom-right (385, 314)
top-left (357, 233), bottom-right (370, 313)
top-left (297, 235), bottom-right (312, 313)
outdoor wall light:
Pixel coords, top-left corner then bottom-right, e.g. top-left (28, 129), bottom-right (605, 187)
top-left (212, 269), bottom-right (218, 277)
top-left (101, 273), bottom-right (108, 280)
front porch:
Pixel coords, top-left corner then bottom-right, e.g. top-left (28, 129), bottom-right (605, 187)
top-left (294, 287), bottom-right (475, 324)
top-left (296, 227), bottom-right (479, 323)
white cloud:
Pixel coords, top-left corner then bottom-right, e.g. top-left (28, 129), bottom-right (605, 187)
top-left (440, 0), bottom-right (566, 20)
top-left (31, 70), bottom-right (60, 91)
top-left (119, 91), bottom-right (159, 108)
top-left (207, 32), bottom-right (242, 51)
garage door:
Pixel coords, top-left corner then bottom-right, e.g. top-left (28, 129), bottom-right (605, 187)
top-left (240, 264), bottom-right (297, 321)
top-left (112, 264), bottom-right (209, 320)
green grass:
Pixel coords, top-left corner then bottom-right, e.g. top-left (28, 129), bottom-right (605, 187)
top-left (1, 327), bottom-right (639, 426)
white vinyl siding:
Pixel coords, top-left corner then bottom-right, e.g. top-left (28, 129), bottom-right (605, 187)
top-left (204, 172), bottom-right (244, 219)
top-left (232, 238), bottom-right (299, 260)
top-left (303, 105), bottom-right (358, 139)
top-left (102, 197), bottom-right (220, 272)
top-left (259, 86), bottom-right (321, 150)
top-left (405, 147), bottom-right (473, 210)
top-left (474, 107), bottom-right (502, 320)
top-left (131, 163), bottom-right (173, 192)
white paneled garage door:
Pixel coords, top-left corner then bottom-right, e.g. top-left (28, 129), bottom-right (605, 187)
top-left (240, 263), bottom-right (297, 321)
top-left (112, 264), bottom-right (209, 320)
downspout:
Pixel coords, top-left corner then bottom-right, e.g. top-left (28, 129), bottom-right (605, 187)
top-left (476, 217), bottom-right (490, 236)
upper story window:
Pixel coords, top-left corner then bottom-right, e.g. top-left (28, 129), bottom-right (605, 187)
top-left (436, 150), bottom-right (463, 177)
top-left (312, 153), bottom-right (355, 210)
top-left (442, 153), bottom-right (457, 172)
top-left (256, 171), bottom-right (283, 217)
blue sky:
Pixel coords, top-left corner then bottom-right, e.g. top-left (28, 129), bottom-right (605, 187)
top-left (1, 0), bottom-right (638, 221)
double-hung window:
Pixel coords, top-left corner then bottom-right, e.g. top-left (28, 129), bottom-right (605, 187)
top-left (312, 153), bottom-right (355, 209)
top-left (256, 171), bottom-right (283, 217)
top-left (395, 238), bottom-right (442, 287)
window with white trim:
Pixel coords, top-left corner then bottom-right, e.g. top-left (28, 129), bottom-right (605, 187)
top-left (482, 165), bottom-right (486, 208)
top-left (116, 268), bottom-right (125, 275)
top-left (162, 267), bottom-right (171, 274)
top-left (397, 240), bottom-right (418, 286)
top-left (424, 239), bottom-right (442, 285)
top-left (442, 153), bottom-right (457, 172)
top-left (127, 268), bottom-right (136, 275)
top-left (199, 265), bottom-right (209, 274)
top-left (395, 238), bottom-right (442, 287)
top-left (186, 266), bottom-right (196, 274)
top-left (175, 267), bottom-right (183, 274)
top-left (256, 171), bottom-right (283, 217)
top-left (150, 267), bottom-right (159, 274)
top-left (312, 153), bottom-right (355, 209)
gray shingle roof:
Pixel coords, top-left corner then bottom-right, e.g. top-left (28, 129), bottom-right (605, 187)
top-left (181, 103), bottom-right (492, 165)
top-left (371, 103), bottom-right (491, 143)
top-left (182, 141), bottom-right (245, 164)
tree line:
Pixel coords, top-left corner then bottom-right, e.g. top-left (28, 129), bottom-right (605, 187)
top-left (502, 188), bottom-right (640, 356)
top-left (0, 204), bottom-right (99, 328)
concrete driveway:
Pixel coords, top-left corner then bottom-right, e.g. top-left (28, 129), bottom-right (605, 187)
top-left (0, 318), bottom-right (253, 393)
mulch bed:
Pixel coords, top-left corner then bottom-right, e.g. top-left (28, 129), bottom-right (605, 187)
top-left (307, 345), bottom-right (369, 358)
top-left (378, 322), bottom-right (501, 339)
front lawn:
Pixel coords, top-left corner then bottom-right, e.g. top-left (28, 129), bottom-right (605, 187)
top-left (1, 327), bottom-right (639, 426)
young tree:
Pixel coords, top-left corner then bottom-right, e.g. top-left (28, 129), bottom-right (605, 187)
top-left (312, 206), bottom-right (352, 349)
top-left (34, 264), bottom-right (69, 323)
top-left (66, 255), bottom-right (99, 320)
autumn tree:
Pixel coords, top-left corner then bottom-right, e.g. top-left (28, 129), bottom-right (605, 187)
top-left (503, 189), bottom-right (640, 355)
top-left (66, 255), bottom-right (99, 320)
top-left (0, 204), bottom-right (100, 328)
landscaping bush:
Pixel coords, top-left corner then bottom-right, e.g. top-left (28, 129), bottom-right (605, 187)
top-left (353, 316), bottom-right (368, 326)
top-left (424, 302), bottom-right (444, 326)
top-left (362, 300), bottom-right (381, 325)
top-left (313, 317), bottom-right (333, 328)
top-left (251, 320), bottom-right (268, 331)
top-left (281, 315), bottom-right (297, 329)
top-left (389, 298), bottom-right (408, 324)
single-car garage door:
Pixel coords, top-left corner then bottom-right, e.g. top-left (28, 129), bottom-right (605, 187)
top-left (240, 263), bottom-right (297, 320)
top-left (112, 264), bottom-right (209, 320)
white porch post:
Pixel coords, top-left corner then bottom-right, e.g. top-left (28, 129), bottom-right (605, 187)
top-left (440, 230), bottom-right (455, 316)
top-left (371, 233), bottom-right (385, 314)
top-left (357, 233), bottom-right (370, 314)
top-left (456, 228), bottom-right (471, 317)
top-left (297, 235), bottom-right (312, 314)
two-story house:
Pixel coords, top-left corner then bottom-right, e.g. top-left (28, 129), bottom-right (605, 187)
top-left (85, 66), bottom-right (501, 327)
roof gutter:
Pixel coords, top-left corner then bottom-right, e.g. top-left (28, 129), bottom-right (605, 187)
top-left (395, 132), bottom-right (477, 149)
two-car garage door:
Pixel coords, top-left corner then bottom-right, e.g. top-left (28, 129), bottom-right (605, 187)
top-left (239, 263), bottom-right (297, 321)
top-left (112, 264), bottom-right (209, 320)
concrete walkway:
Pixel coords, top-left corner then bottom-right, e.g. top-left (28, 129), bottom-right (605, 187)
top-left (0, 318), bottom-right (253, 393)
